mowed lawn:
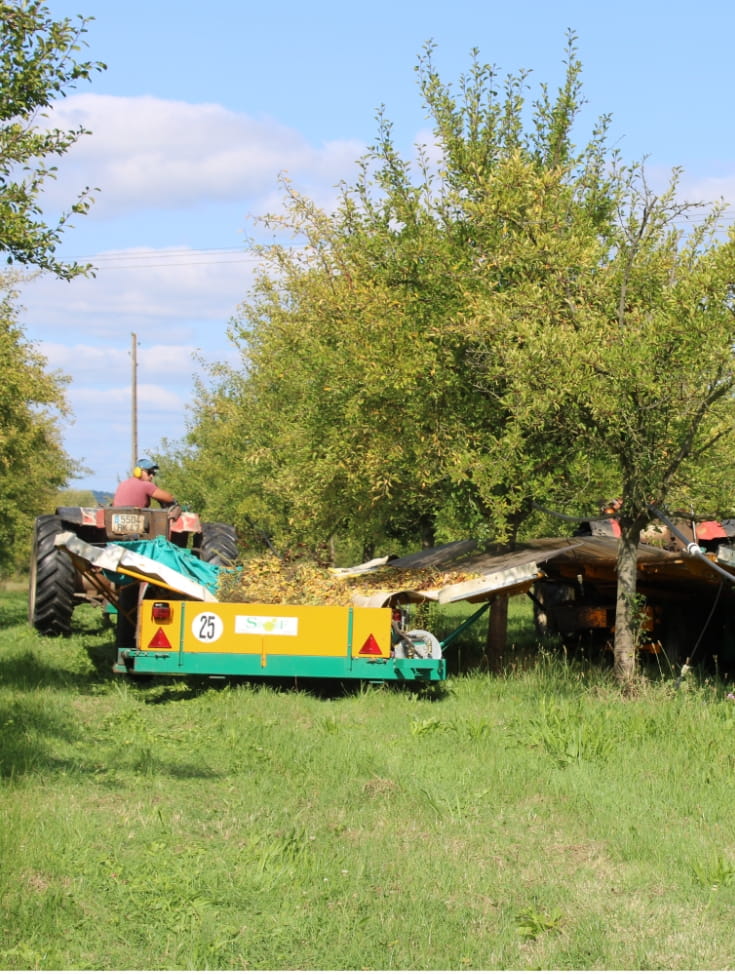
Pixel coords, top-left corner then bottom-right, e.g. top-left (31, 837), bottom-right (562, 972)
top-left (2, 587), bottom-right (735, 970)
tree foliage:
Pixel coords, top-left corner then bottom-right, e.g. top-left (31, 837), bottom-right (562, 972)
top-left (180, 35), bottom-right (735, 680)
top-left (0, 1), bottom-right (105, 278)
top-left (574, 173), bottom-right (735, 682)
top-left (0, 2), bottom-right (105, 575)
top-left (187, 36), bottom-right (621, 556)
top-left (0, 285), bottom-right (73, 572)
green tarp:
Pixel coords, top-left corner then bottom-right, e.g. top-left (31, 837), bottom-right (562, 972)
top-left (109, 537), bottom-right (228, 594)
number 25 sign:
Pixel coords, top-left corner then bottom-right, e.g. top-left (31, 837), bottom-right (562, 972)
top-left (191, 611), bottom-right (224, 643)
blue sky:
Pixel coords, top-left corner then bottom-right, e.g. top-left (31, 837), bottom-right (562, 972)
top-left (21, 0), bottom-right (735, 492)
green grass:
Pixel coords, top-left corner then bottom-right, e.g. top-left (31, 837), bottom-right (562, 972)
top-left (2, 589), bottom-right (735, 969)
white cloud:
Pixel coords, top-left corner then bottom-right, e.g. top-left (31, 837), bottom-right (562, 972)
top-left (38, 341), bottom-right (204, 382)
top-left (21, 245), bottom-right (257, 334)
top-left (45, 94), bottom-right (365, 218)
top-left (68, 383), bottom-right (184, 411)
top-left (39, 341), bottom-right (127, 375)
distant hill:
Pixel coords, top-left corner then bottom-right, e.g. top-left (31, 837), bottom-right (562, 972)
top-left (92, 491), bottom-right (113, 505)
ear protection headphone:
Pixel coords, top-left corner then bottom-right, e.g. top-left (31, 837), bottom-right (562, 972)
top-left (133, 459), bottom-right (157, 478)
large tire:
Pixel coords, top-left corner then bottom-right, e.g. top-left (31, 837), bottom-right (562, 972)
top-left (28, 515), bottom-right (76, 636)
top-left (198, 523), bottom-right (238, 566)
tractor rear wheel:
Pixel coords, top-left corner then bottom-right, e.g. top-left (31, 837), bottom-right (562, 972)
top-left (28, 515), bottom-right (76, 636)
top-left (198, 523), bottom-right (238, 566)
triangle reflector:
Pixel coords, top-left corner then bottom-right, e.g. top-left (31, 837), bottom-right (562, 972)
top-left (358, 633), bottom-right (382, 656)
top-left (148, 627), bottom-right (172, 649)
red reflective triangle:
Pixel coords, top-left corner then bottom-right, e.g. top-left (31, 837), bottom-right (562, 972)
top-left (358, 633), bottom-right (382, 656)
top-left (148, 627), bottom-right (172, 649)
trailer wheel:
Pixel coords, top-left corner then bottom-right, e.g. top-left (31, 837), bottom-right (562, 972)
top-left (198, 522), bottom-right (238, 566)
top-left (28, 515), bottom-right (76, 636)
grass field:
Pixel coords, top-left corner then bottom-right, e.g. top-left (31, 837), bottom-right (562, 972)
top-left (2, 587), bottom-right (735, 969)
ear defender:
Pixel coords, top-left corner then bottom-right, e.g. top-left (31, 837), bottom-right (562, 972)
top-left (133, 466), bottom-right (142, 478)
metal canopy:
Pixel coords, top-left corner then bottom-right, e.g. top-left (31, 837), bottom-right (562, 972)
top-left (345, 536), bottom-right (735, 608)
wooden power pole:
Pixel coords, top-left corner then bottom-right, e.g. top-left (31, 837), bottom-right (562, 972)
top-left (131, 332), bottom-right (138, 469)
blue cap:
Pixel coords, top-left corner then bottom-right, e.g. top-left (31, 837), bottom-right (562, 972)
top-left (136, 457), bottom-right (158, 472)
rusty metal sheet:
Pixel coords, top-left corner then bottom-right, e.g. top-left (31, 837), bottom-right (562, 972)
top-left (348, 539), bottom-right (585, 606)
top-left (333, 539), bottom-right (479, 579)
top-left (346, 535), bottom-right (735, 607)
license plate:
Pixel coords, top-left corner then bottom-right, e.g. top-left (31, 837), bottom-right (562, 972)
top-left (110, 512), bottom-right (146, 534)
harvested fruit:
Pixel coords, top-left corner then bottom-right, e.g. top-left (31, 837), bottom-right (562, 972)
top-left (217, 553), bottom-right (478, 605)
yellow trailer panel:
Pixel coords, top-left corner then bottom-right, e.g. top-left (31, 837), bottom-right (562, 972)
top-left (139, 600), bottom-right (392, 659)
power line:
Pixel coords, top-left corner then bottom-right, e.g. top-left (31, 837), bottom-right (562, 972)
top-left (64, 247), bottom-right (253, 261)
top-left (56, 246), bottom-right (264, 270)
top-left (90, 257), bottom-right (257, 270)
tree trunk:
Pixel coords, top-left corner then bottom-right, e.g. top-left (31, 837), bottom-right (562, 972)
top-left (418, 513), bottom-right (436, 549)
top-left (613, 516), bottom-right (645, 686)
top-left (361, 540), bottom-right (375, 562)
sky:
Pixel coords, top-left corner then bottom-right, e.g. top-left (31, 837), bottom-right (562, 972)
top-left (17, 0), bottom-right (735, 493)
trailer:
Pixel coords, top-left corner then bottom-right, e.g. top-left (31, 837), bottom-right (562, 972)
top-left (53, 533), bottom-right (446, 685)
top-left (113, 598), bottom-right (445, 683)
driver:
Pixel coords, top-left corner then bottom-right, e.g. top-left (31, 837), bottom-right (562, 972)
top-left (112, 458), bottom-right (177, 508)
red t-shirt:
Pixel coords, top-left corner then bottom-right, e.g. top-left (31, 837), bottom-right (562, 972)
top-left (112, 477), bottom-right (157, 507)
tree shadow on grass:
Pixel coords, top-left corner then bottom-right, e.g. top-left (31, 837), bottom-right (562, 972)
top-left (0, 694), bottom-right (78, 779)
top-left (0, 598), bottom-right (29, 629)
top-left (0, 668), bottom-right (226, 782)
top-left (0, 635), bottom-right (119, 692)
top-left (84, 637), bottom-right (121, 680)
top-left (0, 648), bottom-right (88, 691)
top-left (0, 707), bottom-right (226, 782)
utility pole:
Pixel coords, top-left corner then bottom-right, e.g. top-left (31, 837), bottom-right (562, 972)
top-left (131, 332), bottom-right (138, 470)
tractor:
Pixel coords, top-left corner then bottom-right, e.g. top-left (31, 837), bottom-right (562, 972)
top-left (28, 504), bottom-right (238, 636)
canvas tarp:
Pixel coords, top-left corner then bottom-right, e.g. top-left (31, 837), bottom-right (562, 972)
top-left (55, 532), bottom-right (221, 601)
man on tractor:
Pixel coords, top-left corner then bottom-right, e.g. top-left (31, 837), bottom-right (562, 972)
top-left (113, 458), bottom-right (178, 509)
